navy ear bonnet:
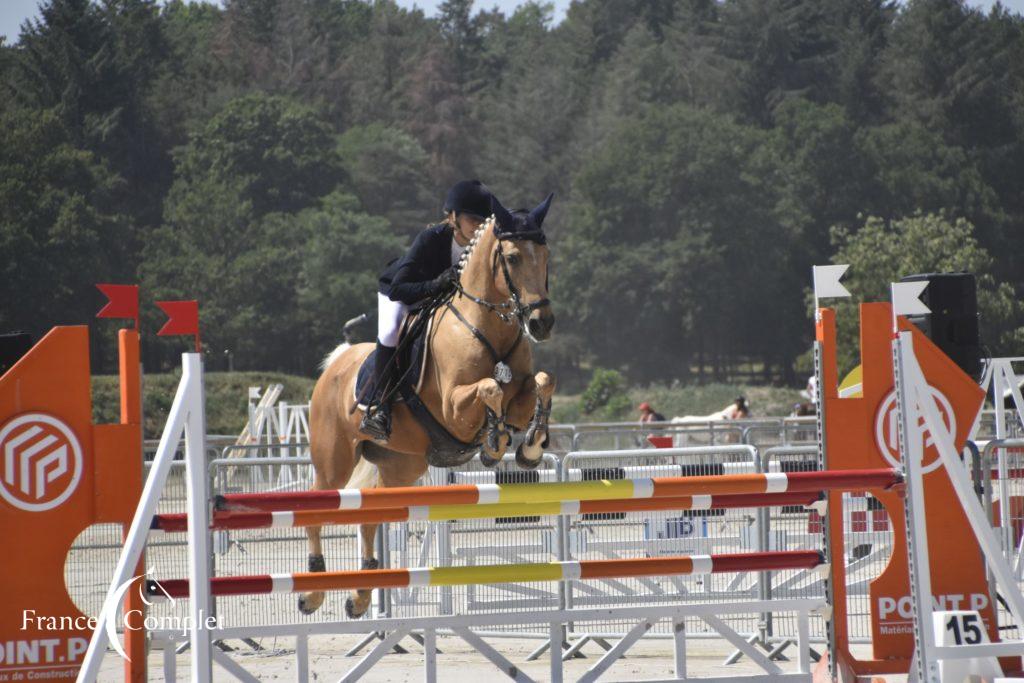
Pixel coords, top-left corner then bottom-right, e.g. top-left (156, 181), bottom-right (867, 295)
top-left (490, 193), bottom-right (553, 245)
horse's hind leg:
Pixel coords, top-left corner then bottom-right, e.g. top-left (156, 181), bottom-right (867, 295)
top-left (343, 452), bottom-right (428, 619)
top-left (299, 380), bottom-right (361, 616)
top-left (297, 464), bottom-right (347, 615)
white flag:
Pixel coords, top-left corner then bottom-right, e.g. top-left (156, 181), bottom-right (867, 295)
top-left (812, 265), bottom-right (851, 300)
top-left (891, 281), bottom-right (930, 316)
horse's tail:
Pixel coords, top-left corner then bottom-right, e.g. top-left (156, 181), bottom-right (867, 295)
top-left (345, 452), bottom-right (380, 490)
top-left (319, 342), bottom-right (351, 372)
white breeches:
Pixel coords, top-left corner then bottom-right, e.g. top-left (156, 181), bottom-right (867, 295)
top-left (377, 292), bottom-right (409, 347)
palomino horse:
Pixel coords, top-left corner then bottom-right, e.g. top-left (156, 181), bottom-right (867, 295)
top-left (300, 194), bottom-right (556, 618)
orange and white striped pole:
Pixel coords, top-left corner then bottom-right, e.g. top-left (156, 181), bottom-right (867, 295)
top-left (214, 469), bottom-right (899, 513)
top-left (148, 550), bottom-right (826, 599)
top-left (153, 491), bottom-right (824, 533)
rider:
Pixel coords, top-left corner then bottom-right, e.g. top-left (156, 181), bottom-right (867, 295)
top-left (360, 179), bottom-right (494, 441)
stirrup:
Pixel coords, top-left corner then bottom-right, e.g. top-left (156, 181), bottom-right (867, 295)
top-left (360, 407), bottom-right (392, 441)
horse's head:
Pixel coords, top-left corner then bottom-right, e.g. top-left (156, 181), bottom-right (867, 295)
top-left (482, 194), bottom-right (555, 342)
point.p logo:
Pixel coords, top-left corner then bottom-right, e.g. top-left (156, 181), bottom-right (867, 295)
top-left (874, 386), bottom-right (955, 475)
top-left (0, 413), bottom-right (83, 512)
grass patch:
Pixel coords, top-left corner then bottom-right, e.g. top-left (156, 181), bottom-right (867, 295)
top-left (92, 372), bottom-right (317, 439)
top-left (91, 373), bottom-right (804, 439)
top-left (552, 383), bottom-right (804, 423)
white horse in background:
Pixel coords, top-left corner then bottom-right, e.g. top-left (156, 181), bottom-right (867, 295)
top-left (670, 397), bottom-right (750, 446)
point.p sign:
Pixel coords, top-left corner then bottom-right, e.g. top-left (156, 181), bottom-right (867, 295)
top-left (0, 413), bottom-right (83, 512)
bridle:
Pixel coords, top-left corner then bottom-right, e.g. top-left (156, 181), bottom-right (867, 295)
top-left (444, 226), bottom-right (550, 378)
top-left (454, 232), bottom-right (550, 326)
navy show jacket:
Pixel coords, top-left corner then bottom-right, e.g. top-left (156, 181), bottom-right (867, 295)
top-left (378, 223), bottom-right (457, 305)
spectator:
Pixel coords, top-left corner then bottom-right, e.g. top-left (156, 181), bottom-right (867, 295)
top-left (802, 375), bottom-right (818, 404)
top-left (792, 376), bottom-right (818, 416)
top-left (638, 402), bottom-right (666, 423)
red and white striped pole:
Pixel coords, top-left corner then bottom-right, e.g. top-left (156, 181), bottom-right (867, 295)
top-left (148, 550), bottom-right (826, 599)
top-left (153, 491), bottom-right (824, 533)
top-left (214, 469), bottom-right (899, 513)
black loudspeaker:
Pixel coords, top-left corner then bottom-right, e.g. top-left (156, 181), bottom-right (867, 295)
top-left (899, 272), bottom-right (982, 380)
top-left (0, 333), bottom-right (33, 375)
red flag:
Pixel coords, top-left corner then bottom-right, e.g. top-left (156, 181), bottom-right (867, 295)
top-left (96, 284), bottom-right (139, 329)
top-left (156, 300), bottom-right (201, 353)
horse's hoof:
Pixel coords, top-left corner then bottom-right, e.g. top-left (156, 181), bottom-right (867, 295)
top-left (344, 597), bottom-right (366, 619)
top-left (479, 451), bottom-right (501, 468)
top-left (297, 595), bottom-right (319, 615)
top-left (515, 443), bottom-right (542, 470)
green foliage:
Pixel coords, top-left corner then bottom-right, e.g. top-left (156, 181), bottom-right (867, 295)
top-left (142, 93), bottom-right (366, 372)
top-left (165, 93), bottom-right (343, 218)
top-left (580, 368), bottom-right (630, 418)
top-left (857, 121), bottom-right (998, 223)
top-left (0, 108), bottom-right (125, 336)
top-left (150, 0), bottom-right (228, 140)
top-left (337, 124), bottom-right (434, 236)
top-left (829, 212), bottom-right (1024, 372)
top-left (296, 191), bottom-right (405, 356)
top-left (561, 103), bottom-right (797, 383)
top-left (12, 0), bottom-right (169, 227)
top-left (4, 0), bottom-right (1024, 389)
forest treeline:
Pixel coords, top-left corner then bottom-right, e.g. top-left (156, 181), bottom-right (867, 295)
top-left (3, 0), bottom-right (1024, 389)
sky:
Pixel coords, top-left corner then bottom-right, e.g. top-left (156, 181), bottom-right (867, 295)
top-left (2, 0), bottom-right (1023, 45)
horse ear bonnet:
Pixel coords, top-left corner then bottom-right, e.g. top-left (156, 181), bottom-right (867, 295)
top-left (490, 193), bottom-right (553, 245)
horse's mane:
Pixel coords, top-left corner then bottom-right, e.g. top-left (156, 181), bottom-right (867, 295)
top-left (455, 216), bottom-right (495, 283)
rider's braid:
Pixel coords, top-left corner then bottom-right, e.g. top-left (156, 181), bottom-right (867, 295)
top-left (456, 216), bottom-right (491, 275)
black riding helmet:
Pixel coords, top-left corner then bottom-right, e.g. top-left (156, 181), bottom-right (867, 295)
top-left (443, 180), bottom-right (492, 219)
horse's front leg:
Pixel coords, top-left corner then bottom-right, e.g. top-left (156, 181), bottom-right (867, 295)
top-left (344, 522), bottom-right (380, 619)
top-left (506, 371), bottom-right (556, 469)
top-left (450, 377), bottom-right (510, 465)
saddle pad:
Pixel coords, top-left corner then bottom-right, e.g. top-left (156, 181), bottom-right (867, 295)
top-left (354, 316), bottom-right (431, 410)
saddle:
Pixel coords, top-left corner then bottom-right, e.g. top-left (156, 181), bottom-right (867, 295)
top-left (354, 317), bottom-right (429, 411)
top-left (354, 312), bottom-right (482, 467)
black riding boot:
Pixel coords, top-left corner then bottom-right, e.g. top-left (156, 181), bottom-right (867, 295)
top-left (359, 342), bottom-right (397, 441)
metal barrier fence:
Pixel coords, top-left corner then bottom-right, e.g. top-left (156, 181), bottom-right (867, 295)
top-left (382, 453), bottom-right (564, 638)
top-left (976, 409), bottom-right (1024, 441)
top-left (982, 438), bottom-right (1024, 641)
top-left (758, 446), bottom-right (896, 646)
top-left (558, 446), bottom-right (790, 644)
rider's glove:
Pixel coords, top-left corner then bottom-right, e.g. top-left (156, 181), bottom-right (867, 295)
top-left (428, 267), bottom-right (459, 296)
